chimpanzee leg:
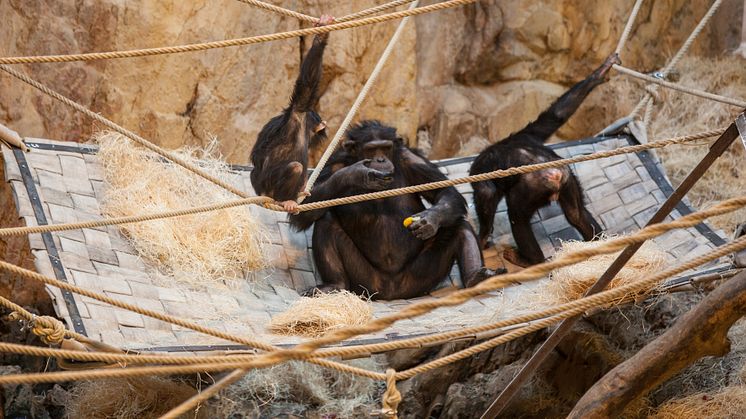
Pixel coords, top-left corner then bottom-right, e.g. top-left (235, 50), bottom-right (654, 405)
top-left (310, 213), bottom-right (388, 297)
top-left (473, 180), bottom-right (504, 248)
top-left (506, 186), bottom-right (546, 265)
top-left (398, 221), bottom-right (495, 297)
top-left (558, 174), bottom-right (602, 241)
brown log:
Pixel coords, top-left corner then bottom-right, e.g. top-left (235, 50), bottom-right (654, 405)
top-left (567, 270), bottom-right (746, 419)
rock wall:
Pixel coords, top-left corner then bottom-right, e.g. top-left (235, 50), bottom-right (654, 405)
top-left (0, 0), bottom-right (742, 163)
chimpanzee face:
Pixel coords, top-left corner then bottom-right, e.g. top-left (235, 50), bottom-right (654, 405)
top-left (361, 139), bottom-right (395, 173)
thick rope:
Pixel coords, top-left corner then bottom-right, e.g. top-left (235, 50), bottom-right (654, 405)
top-left (381, 368), bottom-right (402, 418)
top-left (0, 0), bottom-right (476, 65)
top-left (336, 0), bottom-right (417, 23)
top-left (0, 197), bottom-right (272, 237)
top-left (233, 0), bottom-right (417, 24)
top-left (0, 263), bottom-right (385, 380)
top-left (1, 232), bottom-right (743, 385)
top-left (396, 235), bottom-right (746, 379)
top-left (0, 65), bottom-right (250, 199)
top-left (614, 0), bottom-right (645, 55)
top-left (0, 195), bottom-right (742, 376)
top-left (233, 0), bottom-right (317, 23)
top-left (0, 128), bottom-right (723, 238)
top-left (613, 64), bottom-right (746, 108)
top-left (302, 0), bottom-right (419, 199)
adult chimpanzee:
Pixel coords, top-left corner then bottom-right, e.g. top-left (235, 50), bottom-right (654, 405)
top-left (470, 53), bottom-right (621, 267)
top-left (290, 120), bottom-right (497, 300)
top-left (249, 15), bottom-right (334, 213)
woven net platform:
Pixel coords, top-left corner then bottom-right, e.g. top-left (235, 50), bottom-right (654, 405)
top-left (0, 134), bottom-right (729, 354)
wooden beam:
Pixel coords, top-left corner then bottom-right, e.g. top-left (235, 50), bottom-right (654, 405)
top-left (567, 270), bottom-right (746, 418)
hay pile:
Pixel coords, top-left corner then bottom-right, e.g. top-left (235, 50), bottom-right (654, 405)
top-left (651, 385), bottom-right (746, 419)
top-left (546, 237), bottom-right (667, 304)
top-left (212, 359), bottom-right (382, 417)
top-left (96, 132), bottom-right (267, 286)
top-left (66, 377), bottom-right (208, 419)
top-left (268, 290), bottom-right (373, 337)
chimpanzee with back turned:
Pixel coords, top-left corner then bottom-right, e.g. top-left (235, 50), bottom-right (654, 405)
top-left (290, 120), bottom-right (498, 300)
top-left (249, 15), bottom-right (334, 213)
top-left (470, 53), bottom-right (621, 267)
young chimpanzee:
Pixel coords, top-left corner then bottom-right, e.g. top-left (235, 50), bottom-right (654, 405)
top-left (290, 120), bottom-right (498, 300)
top-left (250, 15), bottom-right (334, 213)
top-left (470, 53), bottom-right (621, 267)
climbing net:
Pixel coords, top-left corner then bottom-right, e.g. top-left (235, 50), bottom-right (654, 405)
top-left (0, 0), bottom-right (745, 418)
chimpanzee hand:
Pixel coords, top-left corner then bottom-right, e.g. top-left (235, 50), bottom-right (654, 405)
top-left (316, 14), bottom-right (335, 27)
top-left (597, 53), bottom-right (622, 81)
top-left (405, 209), bottom-right (441, 240)
top-left (344, 160), bottom-right (393, 191)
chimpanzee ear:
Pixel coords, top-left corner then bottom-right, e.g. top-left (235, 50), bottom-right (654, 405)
top-left (342, 140), bottom-right (357, 153)
top-left (395, 136), bottom-right (405, 147)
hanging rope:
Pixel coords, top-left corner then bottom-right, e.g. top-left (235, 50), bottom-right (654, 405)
top-left (0, 0), bottom-right (476, 65)
top-left (614, 0), bottom-right (645, 55)
top-left (233, 0), bottom-right (317, 23)
top-left (0, 65), bottom-right (251, 199)
top-left (301, 0), bottom-right (419, 199)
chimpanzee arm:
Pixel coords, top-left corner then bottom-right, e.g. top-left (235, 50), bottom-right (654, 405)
top-left (289, 33), bottom-right (329, 113)
top-left (400, 148), bottom-right (466, 229)
top-left (290, 159), bottom-right (388, 230)
top-left (520, 53), bottom-right (621, 142)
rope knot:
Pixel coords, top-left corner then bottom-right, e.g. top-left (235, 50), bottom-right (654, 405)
top-left (30, 315), bottom-right (66, 345)
top-left (644, 84), bottom-right (662, 104)
top-left (380, 368), bottom-right (402, 418)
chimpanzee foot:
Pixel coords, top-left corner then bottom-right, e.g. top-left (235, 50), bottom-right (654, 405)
top-left (503, 247), bottom-right (534, 268)
top-left (464, 267), bottom-right (506, 288)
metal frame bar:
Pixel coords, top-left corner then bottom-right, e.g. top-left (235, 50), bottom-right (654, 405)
top-left (11, 148), bottom-right (87, 335)
top-left (481, 113), bottom-right (743, 418)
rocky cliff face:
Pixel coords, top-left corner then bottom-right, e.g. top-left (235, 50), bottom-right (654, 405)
top-left (0, 0), bottom-right (741, 163)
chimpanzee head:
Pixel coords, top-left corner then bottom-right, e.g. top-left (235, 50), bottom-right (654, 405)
top-left (307, 110), bottom-right (328, 145)
top-left (343, 120), bottom-right (402, 174)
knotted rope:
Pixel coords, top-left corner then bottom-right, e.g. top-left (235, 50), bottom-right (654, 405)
top-left (381, 368), bottom-right (403, 418)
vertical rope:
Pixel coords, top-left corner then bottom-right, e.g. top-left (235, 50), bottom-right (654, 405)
top-left (381, 368), bottom-right (402, 418)
top-left (301, 0), bottom-right (420, 200)
top-left (615, 0), bottom-right (646, 55)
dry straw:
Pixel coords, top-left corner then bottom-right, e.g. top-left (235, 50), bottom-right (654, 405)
top-left (651, 385), bottom-right (746, 419)
top-left (96, 131), bottom-right (268, 287)
top-left (66, 377), bottom-right (210, 419)
top-left (213, 359), bottom-right (381, 417)
top-left (268, 291), bottom-right (374, 337)
top-left (546, 236), bottom-right (668, 304)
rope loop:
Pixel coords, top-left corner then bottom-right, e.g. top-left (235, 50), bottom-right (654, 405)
top-left (380, 368), bottom-right (402, 418)
top-left (30, 315), bottom-right (66, 345)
